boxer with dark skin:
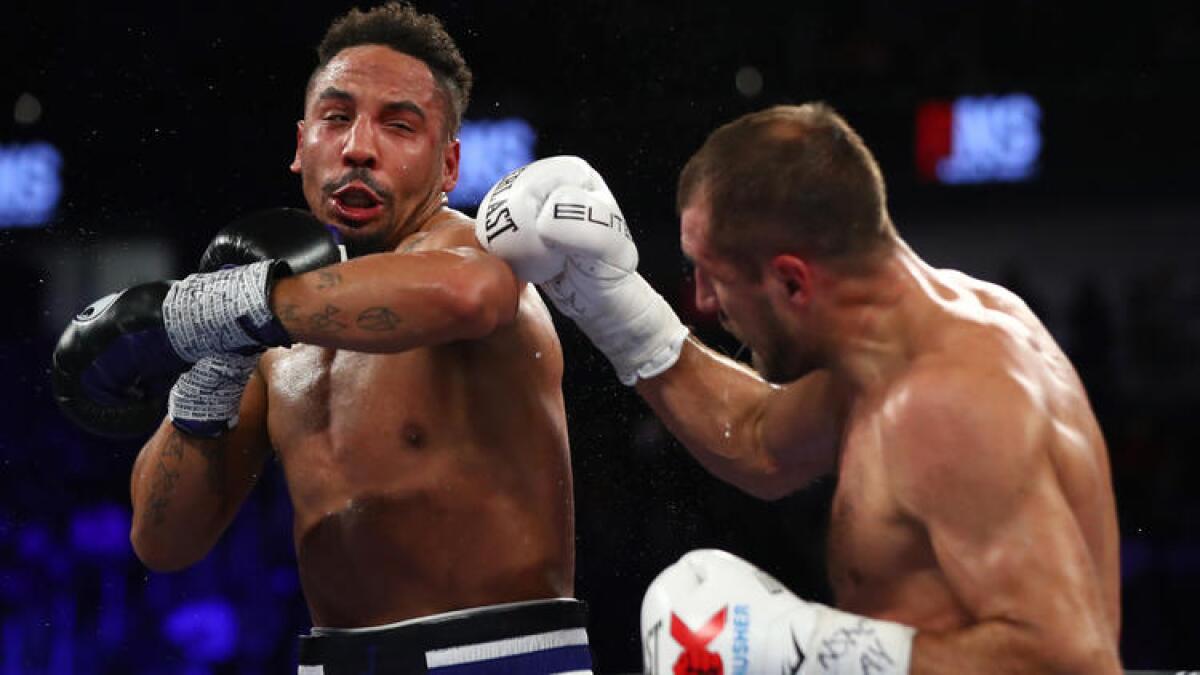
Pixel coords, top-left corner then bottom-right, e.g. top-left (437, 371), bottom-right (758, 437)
top-left (128, 5), bottom-right (573, 629)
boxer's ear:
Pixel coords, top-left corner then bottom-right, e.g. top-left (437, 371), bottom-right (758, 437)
top-left (440, 137), bottom-right (460, 193)
top-left (289, 121), bottom-right (305, 174)
top-left (768, 254), bottom-right (811, 308)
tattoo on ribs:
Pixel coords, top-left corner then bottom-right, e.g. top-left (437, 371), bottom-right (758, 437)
top-left (308, 305), bottom-right (348, 333)
top-left (356, 307), bottom-right (401, 332)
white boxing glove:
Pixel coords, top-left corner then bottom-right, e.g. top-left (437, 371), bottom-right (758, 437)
top-left (474, 156), bottom-right (688, 385)
top-left (642, 550), bottom-right (915, 675)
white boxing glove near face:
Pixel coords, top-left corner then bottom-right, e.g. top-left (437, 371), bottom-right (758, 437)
top-left (475, 156), bottom-right (687, 385)
top-left (642, 550), bottom-right (914, 675)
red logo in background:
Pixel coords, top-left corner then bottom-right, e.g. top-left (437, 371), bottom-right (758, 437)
top-left (670, 607), bottom-right (728, 675)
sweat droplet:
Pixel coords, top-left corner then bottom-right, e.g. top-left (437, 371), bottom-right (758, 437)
top-left (534, 351), bottom-right (542, 359)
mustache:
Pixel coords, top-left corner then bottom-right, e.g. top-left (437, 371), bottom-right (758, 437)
top-left (322, 168), bottom-right (393, 202)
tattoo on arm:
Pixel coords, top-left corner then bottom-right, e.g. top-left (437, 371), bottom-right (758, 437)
top-left (277, 303), bottom-right (300, 325)
top-left (199, 444), bottom-right (228, 499)
top-left (315, 270), bottom-right (342, 290)
top-left (357, 307), bottom-right (401, 332)
top-left (146, 434), bottom-right (185, 526)
top-left (308, 305), bottom-right (348, 333)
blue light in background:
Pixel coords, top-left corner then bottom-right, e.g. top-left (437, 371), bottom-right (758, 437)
top-left (450, 118), bottom-right (536, 208)
top-left (163, 598), bottom-right (238, 664)
top-left (937, 94), bottom-right (1041, 185)
top-left (0, 141), bottom-right (62, 228)
top-left (70, 503), bottom-right (131, 560)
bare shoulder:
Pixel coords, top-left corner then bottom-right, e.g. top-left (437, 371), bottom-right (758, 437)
top-left (884, 355), bottom-right (1049, 510)
top-left (938, 267), bottom-right (1039, 324)
top-left (394, 208), bottom-right (480, 254)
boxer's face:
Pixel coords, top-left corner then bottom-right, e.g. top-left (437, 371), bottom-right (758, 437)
top-left (681, 199), bottom-right (819, 384)
top-left (292, 45), bottom-right (460, 254)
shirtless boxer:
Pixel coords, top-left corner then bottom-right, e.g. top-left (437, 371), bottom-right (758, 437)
top-left (54, 4), bottom-right (588, 674)
top-left (474, 105), bottom-right (1122, 673)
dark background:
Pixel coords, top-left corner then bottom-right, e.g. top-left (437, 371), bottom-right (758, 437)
top-left (3, 1), bottom-right (1199, 672)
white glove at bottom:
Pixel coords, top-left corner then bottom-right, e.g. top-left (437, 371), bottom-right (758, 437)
top-left (642, 550), bottom-right (915, 675)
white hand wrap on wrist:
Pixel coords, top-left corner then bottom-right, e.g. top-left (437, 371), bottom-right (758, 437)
top-left (168, 353), bottom-right (259, 431)
top-left (162, 261), bottom-right (279, 361)
top-left (543, 260), bottom-right (688, 385)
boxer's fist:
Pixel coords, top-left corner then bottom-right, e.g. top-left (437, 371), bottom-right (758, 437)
top-left (476, 156), bottom-right (687, 385)
top-left (642, 550), bottom-right (914, 675)
top-left (476, 156), bottom-right (600, 282)
top-left (199, 207), bottom-right (346, 273)
top-left (167, 208), bottom-right (345, 437)
top-left (52, 208), bottom-right (344, 438)
top-left (52, 282), bottom-right (189, 438)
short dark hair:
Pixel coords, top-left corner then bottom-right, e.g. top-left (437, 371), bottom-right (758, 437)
top-left (678, 104), bottom-right (895, 276)
top-left (307, 2), bottom-right (473, 138)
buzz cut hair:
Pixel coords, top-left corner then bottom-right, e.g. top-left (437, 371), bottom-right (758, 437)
top-left (307, 1), bottom-right (473, 139)
top-left (678, 103), bottom-right (896, 277)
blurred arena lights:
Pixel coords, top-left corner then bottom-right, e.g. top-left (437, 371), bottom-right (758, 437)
top-left (450, 117), bottom-right (536, 209)
top-left (14, 92), bottom-right (43, 126)
top-left (916, 93), bottom-right (1042, 185)
top-left (163, 598), bottom-right (239, 663)
top-left (735, 66), bottom-right (763, 98)
top-left (0, 140), bottom-right (62, 228)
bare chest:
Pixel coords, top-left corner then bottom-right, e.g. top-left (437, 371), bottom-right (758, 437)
top-left (263, 345), bottom-right (452, 444)
top-left (826, 416), bottom-right (964, 626)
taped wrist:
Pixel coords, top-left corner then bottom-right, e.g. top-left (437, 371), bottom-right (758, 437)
top-left (162, 260), bottom-right (292, 361)
top-left (543, 262), bottom-right (688, 385)
top-left (168, 353), bottom-right (259, 437)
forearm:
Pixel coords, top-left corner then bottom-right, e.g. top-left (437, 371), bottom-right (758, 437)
top-left (912, 621), bottom-right (1121, 675)
top-left (270, 249), bottom-right (519, 352)
top-left (129, 421), bottom-right (263, 571)
top-left (636, 337), bottom-right (789, 497)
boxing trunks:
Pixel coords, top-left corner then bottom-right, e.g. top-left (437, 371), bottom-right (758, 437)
top-left (297, 598), bottom-right (592, 675)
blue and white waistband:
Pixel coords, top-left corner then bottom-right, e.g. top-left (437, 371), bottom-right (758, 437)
top-left (297, 598), bottom-right (591, 675)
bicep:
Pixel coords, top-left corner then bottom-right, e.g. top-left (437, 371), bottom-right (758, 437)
top-left (893, 393), bottom-right (1101, 637)
top-left (757, 369), bottom-right (843, 485)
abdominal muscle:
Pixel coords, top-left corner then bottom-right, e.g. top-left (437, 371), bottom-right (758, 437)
top-left (262, 334), bottom-right (573, 628)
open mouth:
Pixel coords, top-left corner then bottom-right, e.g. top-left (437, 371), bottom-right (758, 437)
top-left (331, 183), bottom-right (384, 224)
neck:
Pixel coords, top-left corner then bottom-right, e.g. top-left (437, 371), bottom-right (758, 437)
top-left (824, 242), bottom-right (937, 391)
top-left (384, 192), bottom-right (449, 251)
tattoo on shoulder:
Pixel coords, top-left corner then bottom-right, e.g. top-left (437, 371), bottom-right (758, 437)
top-left (357, 307), bottom-right (401, 332)
top-left (308, 305), bottom-right (348, 333)
top-left (315, 270), bottom-right (342, 290)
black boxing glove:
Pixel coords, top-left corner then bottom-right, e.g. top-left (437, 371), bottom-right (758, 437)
top-left (52, 208), bottom-right (344, 438)
top-left (166, 208), bottom-right (345, 437)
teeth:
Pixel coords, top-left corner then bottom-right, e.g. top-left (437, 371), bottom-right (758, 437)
top-left (339, 192), bottom-right (376, 208)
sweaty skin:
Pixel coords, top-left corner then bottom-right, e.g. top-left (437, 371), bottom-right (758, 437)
top-left (633, 200), bottom-right (1121, 673)
top-left (266, 218), bottom-right (571, 627)
top-left (130, 44), bottom-right (573, 628)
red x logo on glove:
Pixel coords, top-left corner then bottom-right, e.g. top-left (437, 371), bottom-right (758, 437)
top-left (670, 608), bottom-right (728, 675)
